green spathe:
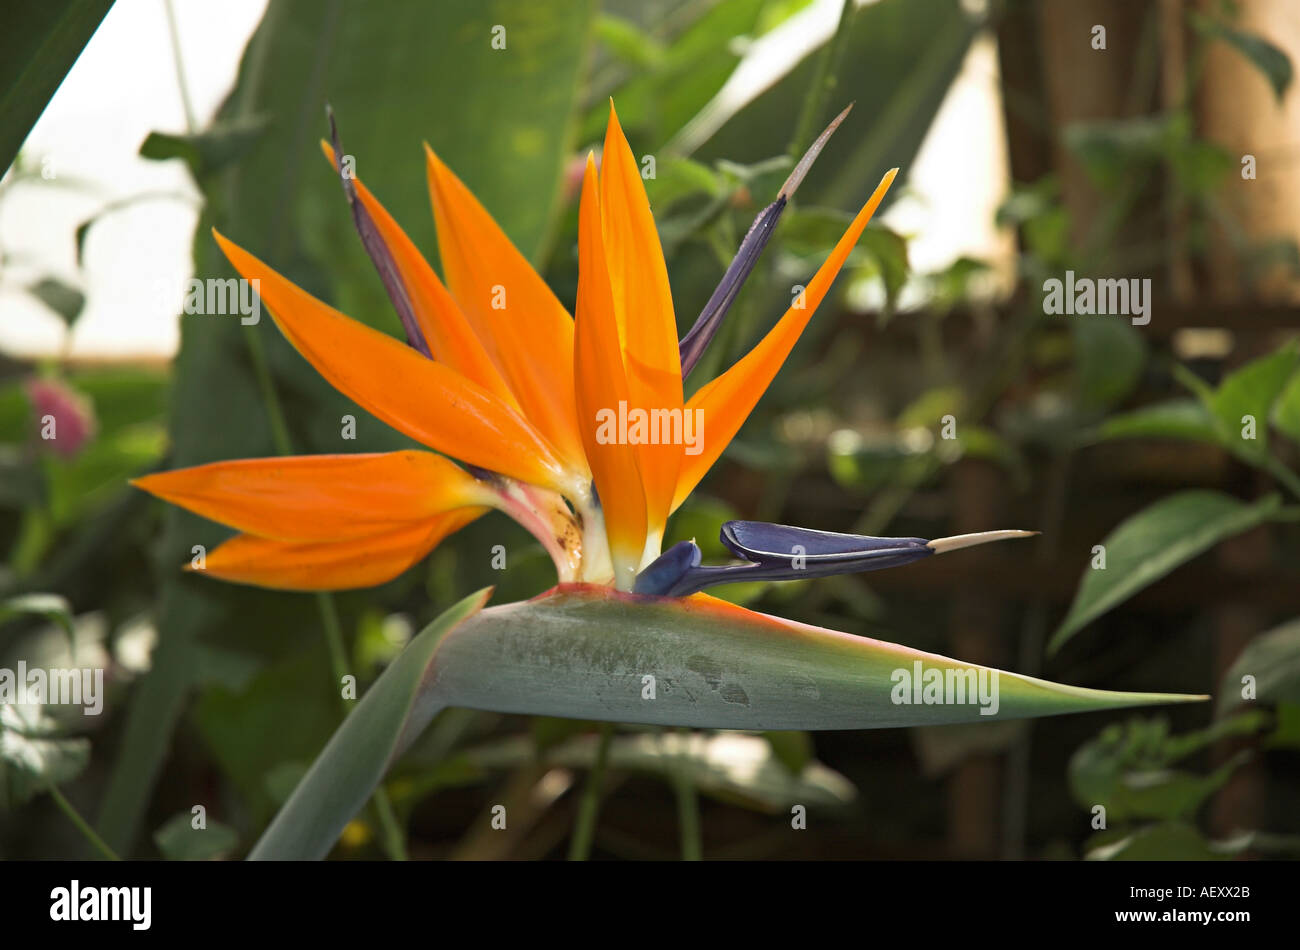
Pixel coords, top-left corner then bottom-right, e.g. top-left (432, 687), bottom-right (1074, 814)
top-left (251, 586), bottom-right (1206, 859)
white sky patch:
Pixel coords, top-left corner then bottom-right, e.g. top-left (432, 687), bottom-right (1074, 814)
top-left (0, 0), bottom-right (267, 361)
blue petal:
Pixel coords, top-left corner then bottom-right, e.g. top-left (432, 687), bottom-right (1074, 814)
top-left (633, 521), bottom-right (935, 597)
top-left (721, 521), bottom-right (930, 565)
top-left (677, 105), bottom-right (854, 379)
top-left (632, 540), bottom-right (700, 595)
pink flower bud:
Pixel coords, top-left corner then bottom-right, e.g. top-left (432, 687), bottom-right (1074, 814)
top-left (25, 377), bottom-right (96, 459)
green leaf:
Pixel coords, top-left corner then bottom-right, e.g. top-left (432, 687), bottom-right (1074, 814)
top-left (1191, 12), bottom-right (1294, 102)
top-left (1272, 370), bottom-right (1300, 445)
top-left (0, 704), bottom-right (90, 808)
top-left (153, 811), bottom-right (239, 860)
top-left (26, 277), bottom-right (85, 326)
top-left (642, 156), bottom-right (723, 208)
top-left (1069, 714), bottom-right (1264, 822)
top-left (1086, 822), bottom-right (1229, 861)
top-left (0, 593), bottom-right (76, 651)
top-left (1073, 318), bottom-right (1147, 410)
top-left (1049, 491), bottom-right (1284, 653)
top-left (1267, 703), bottom-right (1300, 749)
top-left (138, 116), bottom-right (270, 180)
top-left (1092, 398), bottom-right (1219, 444)
top-left (1199, 341), bottom-right (1300, 461)
top-left (258, 586), bottom-right (1202, 859)
top-left (1217, 617), bottom-right (1300, 716)
top-left (583, 0), bottom-right (769, 145)
top-left (1063, 115), bottom-right (1176, 192)
top-left (763, 730), bottom-right (814, 776)
top-left (0, 0), bottom-right (114, 175)
top-left (689, 0), bottom-right (977, 211)
top-left (249, 589), bottom-right (490, 860)
top-left (453, 730), bottom-right (852, 813)
top-left (594, 14), bottom-right (665, 70)
top-left (0, 592), bottom-right (75, 634)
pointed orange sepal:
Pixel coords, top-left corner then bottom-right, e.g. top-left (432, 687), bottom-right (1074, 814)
top-left (212, 229), bottom-right (574, 494)
top-left (672, 168), bottom-right (898, 511)
top-left (133, 450), bottom-right (487, 542)
top-left (424, 146), bottom-right (587, 475)
top-left (600, 103), bottom-right (683, 545)
top-left (319, 141), bottom-right (519, 410)
top-left (193, 509), bottom-right (485, 590)
top-left (575, 155), bottom-right (646, 587)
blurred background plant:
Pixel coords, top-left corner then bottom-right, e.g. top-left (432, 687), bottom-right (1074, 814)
top-left (2, 0), bottom-right (1299, 860)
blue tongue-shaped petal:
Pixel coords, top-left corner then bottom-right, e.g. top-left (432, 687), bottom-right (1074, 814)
top-left (720, 521), bottom-right (930, 565)
top-left (631, 540), bottom-right (701, 595)
top-left (633, 522), bottom-right (1036, 597)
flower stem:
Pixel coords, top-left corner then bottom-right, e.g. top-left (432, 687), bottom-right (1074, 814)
top-left (49, 784), bottom-right (119, 861)
top-left (567, 722), bottom-right (614, 861)
top-left (671, 734), bottom-right (702, 861)
top-left (163, 0), bottom-right (198, 135)
top-left (788, 0), bottom-right (856, 159)
top-left (316, 590), bottom-right (408, 862)
top-left (315, 591), bottom-right (351, 699)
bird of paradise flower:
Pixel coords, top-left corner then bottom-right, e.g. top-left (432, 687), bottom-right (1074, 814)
top-left (133, 103), bottom-right (1203, 859)
top-left (134, 104), bottom-right (1018, 594)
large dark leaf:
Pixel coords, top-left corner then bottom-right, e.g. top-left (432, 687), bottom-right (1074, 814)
top-left (0, 0), bottom-right (114, 174)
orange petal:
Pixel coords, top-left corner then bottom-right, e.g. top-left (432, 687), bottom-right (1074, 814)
top-left (672, 168), bottom-right (898, 511)
top-left (194, 510), bottom-right (484, 591)
top-left (425, 146), bottom-right (586, 474)
top-left (133, 450), bottom-right (488, 542)
top-left (600, 103), bottom-right (683, 543)
top-left (213, 229), bottom-right (575, 495)
top-left (318, 142), bottom-right (518, 410)
top-left (575, 155), bottom-right (646, 588)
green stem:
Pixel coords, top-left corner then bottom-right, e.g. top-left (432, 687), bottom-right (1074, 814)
top-left (369, 789), bottom-right (408, 861)
top-left (788, 0), bottom-right (856, 158)
top-left (315, 590), bottom-right (351, 702)
top-left (163, 0), bottom-right (198, 135)
top-left (567, 722), bottom-right (614, 861)
top-left (50, 785), bottom-right (120, 861)
top-left (1265, 457), bottom-right (1300, 503)
top-left (241, 324), bottom-right (295, 457)
top-left (314, 572), bottom-right (407, 862)
top-left (671, 739), bottom-right (702, 861)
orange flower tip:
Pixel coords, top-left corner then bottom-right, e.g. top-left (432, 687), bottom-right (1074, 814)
top-left (926, 529), bottom-right (1040, 555)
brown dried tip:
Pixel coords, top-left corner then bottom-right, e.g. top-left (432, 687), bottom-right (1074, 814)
top-left (780, 102), bottom-right (854, 199)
